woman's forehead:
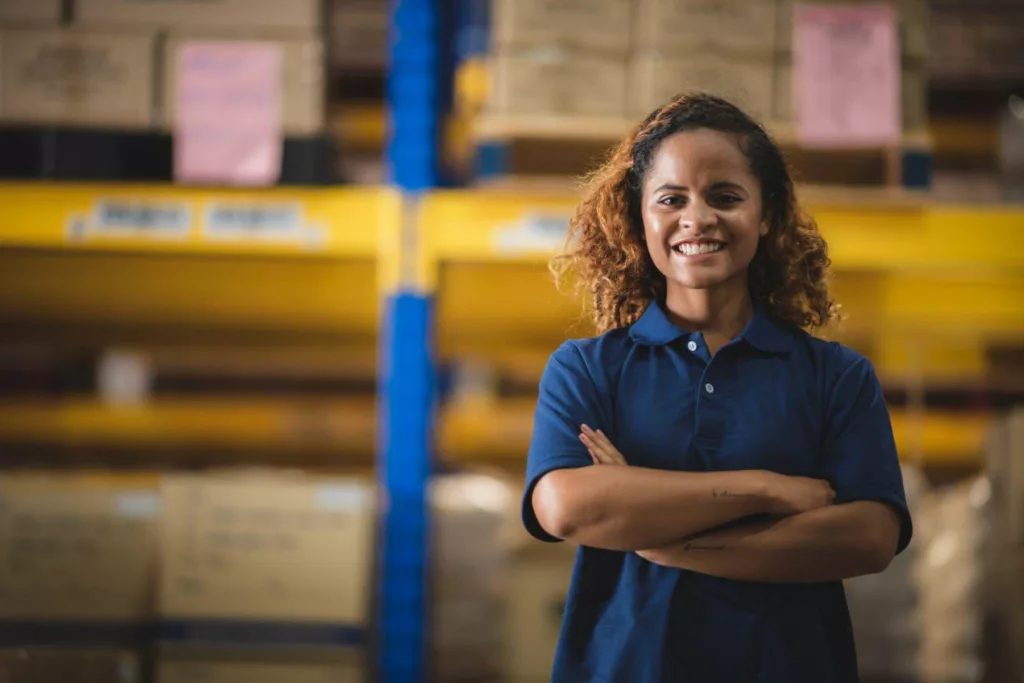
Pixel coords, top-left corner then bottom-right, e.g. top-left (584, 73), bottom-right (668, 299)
top-left (646, 129), bottom-right (754, 186)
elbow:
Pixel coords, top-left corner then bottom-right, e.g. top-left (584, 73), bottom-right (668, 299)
top-left (861, 524), bottom-right (900, 575)
top-left (532, 470), bottom-right (587, 540)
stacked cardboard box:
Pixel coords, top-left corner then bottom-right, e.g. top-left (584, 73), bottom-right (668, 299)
top-left (489, 0), bottom-right (631, 118)
top-left (982, 409), bottom-right (1024, 678)
top-left (0, 0), bottom-right (63, 24)
top-left (0, 472), bottom-right (160, 682)
top-left (0, 0), bottom-right (325, 133)
top-left (154, 471), bottom-right (376, 682)
top-left (630, 0), bottom-right (778, 120)
top-left (912, 476), bottom-right (989, 682)
top-left (773, 0), bottom-right (929, 134)
top-left (505, 541), bottom-right (576, 683)
top-left (432, 472), bottom-right (520, 682)
top-left (331, 0), bottom-right (389, 72)
top-left (72, 0), bottom-right (325, 136)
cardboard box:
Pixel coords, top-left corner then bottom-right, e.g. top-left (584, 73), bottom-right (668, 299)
top-left (158, 472), bottom-right (375, 631)
top-left (0, 473), bottom-right (160, 622)
top-left (636, 0), bottom-right (777, 55)
top-left (160, 33), bottom-right (325, 135)
top-left (630, 51), bottom-right (775, 121)
top-left (490, 48), bottom-right (627, 118)
top-left (156, 645), bottom-right (365, 683)
top-left (74, 0), bottom-right (321, 33)
top-left (492, 0), bottom-right (632, 56)
top-left (0, 28), bottom-right (155, 128)
top-left (776, 0), bottom-right (928, 58)
top-left (505, 543), bottom-right (576, 683)
top-left (774, 59), bottom-right (928, 131)
top-left (0, 648), bottom-right (141, 683)
top-left (0, 0), bottom-right (63, 24)
top-left (330, 1), bottom-right (389, 70)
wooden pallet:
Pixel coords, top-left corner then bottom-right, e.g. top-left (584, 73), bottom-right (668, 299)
top-left (471, 114), bottom-right (933, 189)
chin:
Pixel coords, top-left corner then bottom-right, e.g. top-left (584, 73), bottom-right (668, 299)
top-left (668, 268), bottom-right (733, 290)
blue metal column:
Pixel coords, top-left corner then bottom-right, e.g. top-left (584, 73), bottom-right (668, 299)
top-left (379, 1), bottom-right (451, 682)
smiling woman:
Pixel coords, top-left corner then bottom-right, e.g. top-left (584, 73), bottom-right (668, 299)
top-left (525, 93), bottom-right (912, 683)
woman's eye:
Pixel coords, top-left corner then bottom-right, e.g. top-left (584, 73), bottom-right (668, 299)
top-left (658, 195), bottom-right (685, 207)
top-left (715, 194), bottom-right (742, 206)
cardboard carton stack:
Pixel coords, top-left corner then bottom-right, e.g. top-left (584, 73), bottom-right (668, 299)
top-left (432, 472), bottom-right (518, 682)
top-left (154, 470), bottom-right (376, 683)
top-left (0, 472), bottom-right (159, 683)
top-left (912, 476), bottom-right (989, 683)
top-left (982, 409), bottom-right (1024, 679)
top-left (630, 0), bottom-right (778, 121)
top-left (74, 0), bottom-right (325, 137)
top-left (488, 0), bottom-right (631, 118)
top-left (772, 0), bottom-right (929, 135)
top-left (0, 0), bottom-right (326, 134)
top-left (844, 465), bottom-right (927, 681)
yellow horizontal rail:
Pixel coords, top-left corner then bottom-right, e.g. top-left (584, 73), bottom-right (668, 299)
top-left (0, 398), bottom-right (375, 454)
top-left (437, 398), bottom-right (991, 467)
top-left (0, 395), bottom-right (994, 468)
top-left (0, 182), bottom-right (398, 259)
top-left (421, 189), bottom-right (1024, 272)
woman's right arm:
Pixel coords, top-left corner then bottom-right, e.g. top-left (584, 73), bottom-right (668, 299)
top-left (532, 465), bottom-right (832, 551)
top-left (524, 343), bottom-right (833, 551)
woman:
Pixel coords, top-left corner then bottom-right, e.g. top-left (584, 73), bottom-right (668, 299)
top-left (523, 93), bottom-right (912, 682)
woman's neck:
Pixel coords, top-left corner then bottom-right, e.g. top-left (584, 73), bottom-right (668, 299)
top-left (664, 279), bottom-right (754, 354)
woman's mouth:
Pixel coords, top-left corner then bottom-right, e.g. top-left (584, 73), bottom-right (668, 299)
top-left (673, 241), bottom-right (725, 256)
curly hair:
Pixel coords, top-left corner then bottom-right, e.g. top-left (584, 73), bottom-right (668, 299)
top-left (551, 92), bottom-right (836, 334)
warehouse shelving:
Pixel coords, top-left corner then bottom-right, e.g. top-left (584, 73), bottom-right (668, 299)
top-left (2, 4), bottom-right (1023, 682)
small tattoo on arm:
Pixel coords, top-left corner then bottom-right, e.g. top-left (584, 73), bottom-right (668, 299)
top-left (712, 488), bottom-right (754, 499)
top-left (683, 543), bottom-right (727, 552)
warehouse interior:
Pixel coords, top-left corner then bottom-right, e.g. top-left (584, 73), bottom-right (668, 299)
top-left (0, 0), bottom-right (1022, 681)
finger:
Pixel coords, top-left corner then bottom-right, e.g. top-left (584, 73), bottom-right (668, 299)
top-left (580, 430), bottom-right (612, 459)
top-left (589, 449), bottom-right (599, 464)
top-left (590, 430), bottom-right (626, 464)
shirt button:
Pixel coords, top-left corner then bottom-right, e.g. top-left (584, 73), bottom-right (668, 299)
top-left (687, 341), bottom-right (698, 352)
top-left (705, 383), bottom-right (714, 394)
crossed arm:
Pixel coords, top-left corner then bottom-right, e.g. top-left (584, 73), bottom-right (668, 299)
top-left (531, 426), bottom-right (902, 583)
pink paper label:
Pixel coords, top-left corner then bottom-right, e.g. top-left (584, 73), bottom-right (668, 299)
top-left (174, 42), bottom-right (283, 186)
top-left (794, 4), bottom-right (901, 147)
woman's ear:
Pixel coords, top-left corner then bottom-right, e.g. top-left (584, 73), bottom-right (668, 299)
top-left (759, 219), bottom-right (770, 237)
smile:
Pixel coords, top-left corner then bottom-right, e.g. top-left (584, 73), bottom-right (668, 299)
top-left (673, 242), bottom-right (724, 256)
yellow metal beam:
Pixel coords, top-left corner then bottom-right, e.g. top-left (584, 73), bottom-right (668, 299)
top-left (421, 189), bottom-right (1024, 271)
top-left (0, 182), bottom-right (398, 259)
top-left (0, 398), bottom-right (375, 454)
top-left (437, 398), bottom-right (990, 467)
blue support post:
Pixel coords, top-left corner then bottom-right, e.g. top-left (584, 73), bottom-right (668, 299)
top-left (378, 292), bottom-right (434, 683)
top-left (379, 1), bottom-right (452, 682)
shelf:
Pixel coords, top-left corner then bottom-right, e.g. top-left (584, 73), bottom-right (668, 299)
top-left (437, 399), bottom-right (992, 468)
top-left (0, 182), bottom-right (398, 259)
top-left (421, 189), bottom-right (1024, 271)
top-left (0, 397), bottom-right (375, 455)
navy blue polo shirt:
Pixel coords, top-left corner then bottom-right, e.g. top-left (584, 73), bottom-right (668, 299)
top-left (523, 301), bottom-right (912, 682)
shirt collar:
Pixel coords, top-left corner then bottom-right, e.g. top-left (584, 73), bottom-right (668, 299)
top-left (628, 300), bottom-right (793, 354)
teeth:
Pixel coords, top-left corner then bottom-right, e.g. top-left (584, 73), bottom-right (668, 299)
top-left (675, 242), bottom-right (723, 256)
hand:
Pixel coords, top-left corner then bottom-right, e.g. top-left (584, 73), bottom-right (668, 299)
top-left (764, 473), bottom-right (836, 516)
top-left (579, 424), bottom-right (627, 466)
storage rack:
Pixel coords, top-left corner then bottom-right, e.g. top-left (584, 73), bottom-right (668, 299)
top-left (1, 3), bottom-right (1024, 683)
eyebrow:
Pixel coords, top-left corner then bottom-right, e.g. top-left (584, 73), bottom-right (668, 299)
top-left (653, 181), bottom-right (746, 193)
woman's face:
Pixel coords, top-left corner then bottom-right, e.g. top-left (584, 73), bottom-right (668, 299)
top-left (640, 128), bottom-right (767, 292)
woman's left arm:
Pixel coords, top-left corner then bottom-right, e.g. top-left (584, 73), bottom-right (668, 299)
top-left (638, 500), bottom-right (902, 583)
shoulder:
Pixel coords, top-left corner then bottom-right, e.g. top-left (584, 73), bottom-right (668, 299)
top-left (790, 334), bottom-right (881, 404)
top-left (789, 330), bottom-right (876, 377)
top-left (545, 327), bottom-right (633, 391)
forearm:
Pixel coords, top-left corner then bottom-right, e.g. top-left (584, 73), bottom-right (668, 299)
top-left (532, 466), bottom-right (773, 551)
top-left (640, 501), bottom-right (901, 583)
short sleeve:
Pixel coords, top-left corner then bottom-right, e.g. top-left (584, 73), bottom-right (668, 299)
top-left (523, 342), bottom-right (608, 542)
top-left (822, 351), bottom-right (913, 554)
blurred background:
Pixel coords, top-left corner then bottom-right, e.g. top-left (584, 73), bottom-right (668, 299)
top-left (0, 0), bottom-right (1022, 682)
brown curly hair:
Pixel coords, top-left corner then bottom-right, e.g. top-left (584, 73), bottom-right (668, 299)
top-left (551, 92), bottom-right (836, 334)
